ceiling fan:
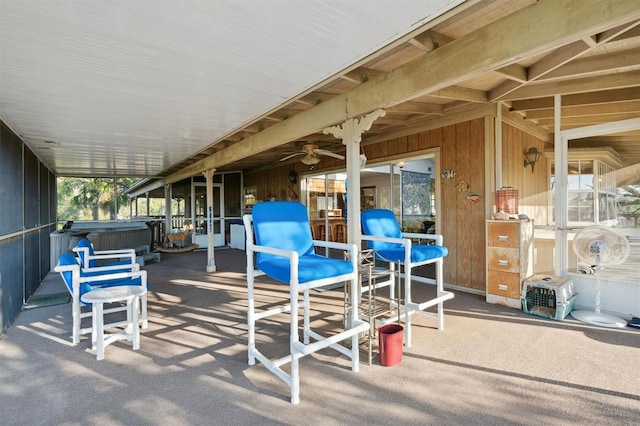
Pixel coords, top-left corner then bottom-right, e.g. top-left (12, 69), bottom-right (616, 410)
top-left (279, 143), bottom-right (345, 165)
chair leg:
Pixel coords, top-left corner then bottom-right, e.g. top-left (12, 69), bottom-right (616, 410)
top-left (247, 278), bottom-right (256, 366)
top-left (404, 263), bottom-right (413, 347)
top-left (246, 248), bottom-right (257, 366)
top-left (436, 258), bottom-right (445, 331)
top-left (303, 289), bottom-right (310, 345)
top-left (72, 297), bottom-right (82, 345)
top-left (140, 293), bottom-right (148, 329)
top-left (349, 275), bottom-right (360, 372)
top-left (289, 284), bottom-right (300, 404)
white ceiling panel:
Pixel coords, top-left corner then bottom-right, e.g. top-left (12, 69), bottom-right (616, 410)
top-left (1, 0), bottom-right (463, 177)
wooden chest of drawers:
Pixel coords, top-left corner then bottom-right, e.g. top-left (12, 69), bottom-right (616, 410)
top-left (486, 220), bottom-right (533, 308)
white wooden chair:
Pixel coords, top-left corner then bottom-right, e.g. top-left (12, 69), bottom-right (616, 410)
top-left (54, 253), bottom-right (149, 345)
top-left (361, 209), bottom-right (454, 346)
top-left (244, 201), bottom-right (369, 404)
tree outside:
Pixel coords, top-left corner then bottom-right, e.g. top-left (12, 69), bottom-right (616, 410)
top-left (57, 177), bottom-right (138, 223)
top-left (618, 184), bottom-right (640, 227)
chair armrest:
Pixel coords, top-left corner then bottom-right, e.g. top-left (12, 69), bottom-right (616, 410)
top-left (314, 240), bottom-right (359, 269)
top-left (81, 263), bottom-right (140, 274)
top-left (402, 232), bottom-right (443, 246)
top-left (93, 248), bottom-right (136, 256)
top-left (78, 269), bottom-right (147, 285)
top-left (250, 244), bottom-right (296, 260)
top-left (54, 262), bottom-right (79, 273)
top-left (361, 234), bottom-right (410, 246)
top-left (313, 240), bottom-right (358, 252)
top-left (73, 246), bottom-right (136, 264)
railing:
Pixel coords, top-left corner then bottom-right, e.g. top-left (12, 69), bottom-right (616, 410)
top-left (618, 214), bottom-right (640, 228)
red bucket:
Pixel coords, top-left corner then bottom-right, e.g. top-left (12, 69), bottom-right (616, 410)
top-left (378, 324), bottom-right (403, 366)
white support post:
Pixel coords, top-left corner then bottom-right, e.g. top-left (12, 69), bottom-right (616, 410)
top-left (204, 168), bottom-right (217, 272)
top-left (323, 109), bottom-right (385, 249)
top-left (553, 95), bottom-right (567, 277)
top-left (164, 184), bottom-right (172, 235)
top-left (495, 102), bottom-right (503, 191)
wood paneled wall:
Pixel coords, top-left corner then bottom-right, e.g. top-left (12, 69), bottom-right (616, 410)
top-left (244, 165), bottom-right (300, 203)
top-left (360, 118), bottom-right (487, 291)
top-left (245, 118), bottom-right (547, 292)
top-left (501, 123), bottom-right (549, 225)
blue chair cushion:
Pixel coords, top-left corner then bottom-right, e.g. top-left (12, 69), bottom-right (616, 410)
top-left (59, 253), bottom-right (94, 296)
top-left (252, 201), bottom-right (353, 284)
top-left (252, 201), bottom-right (315, 265)
top-left (58, 253), bottom-right (149, 297)
top-left (361, 209), bottom-right (448, 263)
top-left (76, 238), bottom-right (132, 269)
top-left (259, 253), bottom-right (354, 284)
top-left (75, 238), bottom-right (97, 267)
top-left (361, 209), bottom-right (403, 255)
top-left (376, 244), bottom-right (448, 264)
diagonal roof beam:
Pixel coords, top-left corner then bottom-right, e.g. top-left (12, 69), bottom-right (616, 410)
top-left (511, 87), bottom-right (640, 111)
top-left (524, 100), bottom-right (640, 120)
top-left (500, 70), bottom-right (640, 101)
top-left (430, 86), bottom-right (488, 103)
top-left (538, 48), bottom-right (640, 81)
top-left (166, 0), bottom-right (640, 184)
top-left (490, 20), bottom-right (640, 101)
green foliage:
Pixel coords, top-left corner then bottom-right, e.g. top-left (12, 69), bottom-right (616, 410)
top-left (57, 177), bottom-right (137, 221)
top-left (617, 184), bottom-right (640, 227)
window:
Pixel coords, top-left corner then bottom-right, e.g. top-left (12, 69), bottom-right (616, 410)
top-left (550, 157), bottom-right (617, 225)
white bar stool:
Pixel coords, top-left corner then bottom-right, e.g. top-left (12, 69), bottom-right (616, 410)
top-left (81, 285), bottom-right (147, 360)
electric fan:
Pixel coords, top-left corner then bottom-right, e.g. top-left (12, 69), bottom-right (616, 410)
top-left (571, 225), bottom-right (630, 328)
top-left (279, 143), bottom-right (345, 165)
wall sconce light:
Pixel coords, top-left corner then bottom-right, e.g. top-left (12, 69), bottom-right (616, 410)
top-left (524, 147), bottom-right (541, 173)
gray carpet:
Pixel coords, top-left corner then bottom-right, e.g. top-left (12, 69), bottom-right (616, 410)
top-left (1, 249), bottom-right (638, 425)
top-left (23, 292), bottom-right (70, 310)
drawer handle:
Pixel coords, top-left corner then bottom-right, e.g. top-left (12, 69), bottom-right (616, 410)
top-left (498, 235), bottom-right (509, 241)
top-left (498, 284), bottom-right (508, 291)
top-left (498, 260), bottom-right (509, 266)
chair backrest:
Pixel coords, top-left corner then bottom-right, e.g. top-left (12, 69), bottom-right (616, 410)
top-left (361, 209), bottom-right (403, 252)
top-left (58, 253), bottom-right (94, 296)
top-left (75, 238), bottom-right (97, 267)
top-left (251, 201), bottom-right (314, 265)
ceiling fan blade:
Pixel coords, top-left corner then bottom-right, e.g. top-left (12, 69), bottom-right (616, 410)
top-left (314, 149), bottom-right (345, 160)
top-left (279, 152), bottom-right (304, 161)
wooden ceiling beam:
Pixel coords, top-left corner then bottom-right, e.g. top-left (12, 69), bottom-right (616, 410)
top-left (501, 69), bottom-right (640, 101)
top-left (495, 64), bottom-right (528, 83)
top-left (539, 48), bottom-right (640, 81)
top-left (385, 102), bottom-right (444, 115)
top-left (340, 67), bottom-right (384, 84)
top-left (295, 92), bottom-right (334, 106)
top-left (491, 20), bottom-right (640, 101)
top-left (490, 39), bottom-right (591, 101)
top-left (524, 100), bottom-right (640, 120)
top-left (511, 87), bottom-right (640, 111)
top-left (598, 19), bottom-right (640, 42)
top-left (430, 86), bottom-right (488, 103)
top-left (165, 0), bottom-right (640, 184)
top-left (534, 112), bottom-right (640, 127)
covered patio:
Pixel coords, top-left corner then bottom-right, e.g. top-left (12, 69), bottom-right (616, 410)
top-left (1, 248), bottom-right (638, 424)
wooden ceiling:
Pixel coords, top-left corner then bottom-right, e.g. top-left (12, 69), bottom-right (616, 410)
top-left (2, 0), bottom-right (639, 182)
top-left (165, 0), bottom-right (640, 181)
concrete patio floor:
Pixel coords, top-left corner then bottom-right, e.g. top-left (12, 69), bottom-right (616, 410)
top-left (1, 248), bottom-right (638, 425)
